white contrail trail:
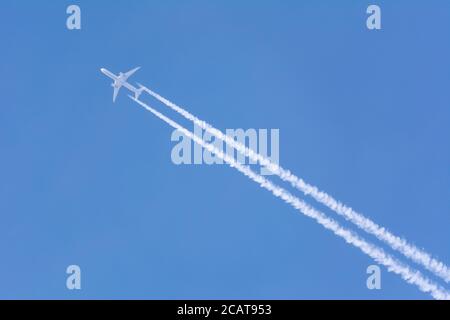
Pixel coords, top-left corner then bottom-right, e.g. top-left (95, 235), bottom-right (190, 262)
top-left (130, 95), bottom-right (450, 300)
top-left (138, 85), bottom-right (450, 283)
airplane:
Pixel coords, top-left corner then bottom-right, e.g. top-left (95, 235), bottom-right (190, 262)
top-left (100, 67), bottom-right (145, 102)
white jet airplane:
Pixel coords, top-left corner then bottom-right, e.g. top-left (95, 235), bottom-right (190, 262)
top-left (100, 67), bottom-right (145, 102)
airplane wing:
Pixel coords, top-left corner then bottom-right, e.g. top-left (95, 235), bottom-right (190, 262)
top-left (113, 86), bottom-right (120, 102)
top-left (123, 67), bottom-right (141, 80)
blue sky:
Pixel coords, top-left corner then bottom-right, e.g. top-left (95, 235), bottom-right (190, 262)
top-left (1, 1), bottom-right (449, 299)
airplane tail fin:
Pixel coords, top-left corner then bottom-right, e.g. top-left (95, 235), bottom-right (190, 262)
top-left (134, 83), bottom-right (146, 100)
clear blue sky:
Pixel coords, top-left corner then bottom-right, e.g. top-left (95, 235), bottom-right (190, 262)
top-left (1, 1), bottom-right (449, 299)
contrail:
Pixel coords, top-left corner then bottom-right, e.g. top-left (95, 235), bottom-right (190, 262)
top-left (130, 95), bottom-right (450, 300)
top-left (138, 85), bottom-right (450, 283)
